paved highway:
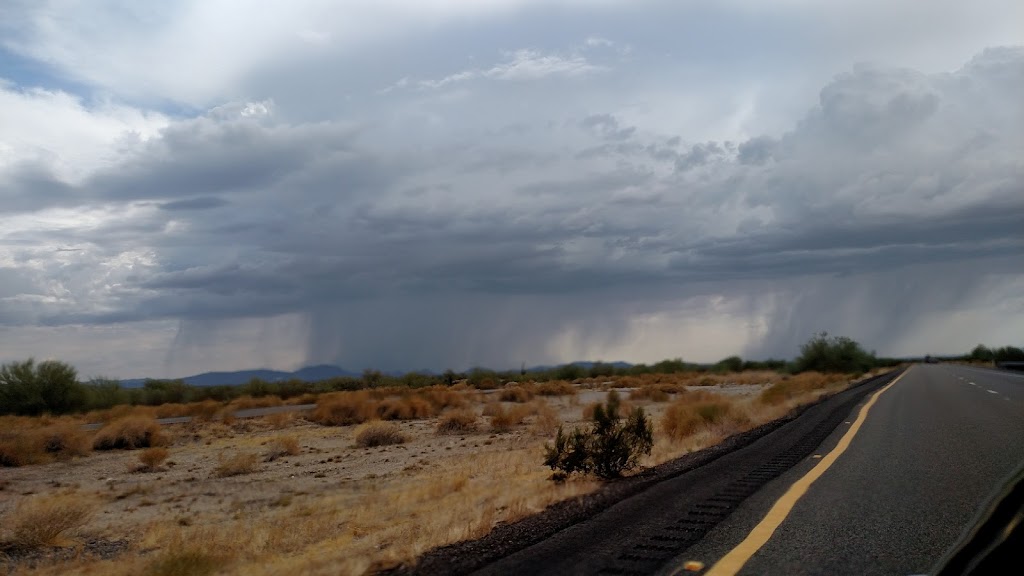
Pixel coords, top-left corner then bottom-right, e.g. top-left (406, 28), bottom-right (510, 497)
top-left (675, 364), bottom-right (1024, 575)
top-left (82, 403), bottom-right (316, 430)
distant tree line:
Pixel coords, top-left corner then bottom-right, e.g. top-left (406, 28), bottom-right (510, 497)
top-left (966, 344), bottom-right (1024, 364)
top-left (6, 334), bottom-right (1009, 417)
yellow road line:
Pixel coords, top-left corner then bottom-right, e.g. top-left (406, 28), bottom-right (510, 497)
top-left (702, 368), bottom-right (910, 576)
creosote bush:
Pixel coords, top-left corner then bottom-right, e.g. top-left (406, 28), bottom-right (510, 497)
top-left (544, 390), bottom-right (653, 480)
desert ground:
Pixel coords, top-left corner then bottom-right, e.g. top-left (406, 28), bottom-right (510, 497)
top-left (0, 370), bottom-right (872, 575)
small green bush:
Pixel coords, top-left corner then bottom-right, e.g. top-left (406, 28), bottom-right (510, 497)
top-left (544, 391), bottom-right (653, 480)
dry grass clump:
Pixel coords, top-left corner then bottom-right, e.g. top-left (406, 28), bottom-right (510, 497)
top-left (0, 417), bottom-right (92, 467)
top-left (214, 451), bottom-right (260, 477)
top-left (0, 492), bottom-right (95, 550)
top-left (137, 447), bottom-right (170, 471)
top-left (309, 387), bottom-right (471, 427)
top-left (498, 386), bottom-right (534, 403)
top-left (535, 381), bottom-right (577, 397)
top-left (308, 391), bottom-right (376, 426)
top-left (629, 386), bottom-right (671, 402)
top-left (93, 416), bottom-right (169, 450)
top-left (84, 403), bottom-right (158, 424)
top-left (376, 396), bottom-right (435, 420)
top-left (354, 421), bottom-right (408, 447)
top-left (263, 411), bottom-right (296, 429)
top-left (185, 400), bottom-right (223, 422)
top-left (146, 548), bottom-right (226, 576)
top-left (530, 402), bottom-right (562, 436)
top-left (421, 387), bottom-right (469, 410)
top-left (436, 409), bottom-right (479, 434)
top-left (265, 436), bottom-right (301, 461)
top-left (0, 430), bottom-right (47, 467)
top-left (229, 395), bottom-right (284, 411)
top-left (661, 395), bottom-right (746, 441)
top-left (758, 372), bottom-right (845, 405)
top-left (489, 404), bottom-right (534, 432)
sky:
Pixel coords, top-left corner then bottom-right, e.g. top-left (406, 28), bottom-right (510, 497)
top-left (1, 1), bottom-right (1022, 379)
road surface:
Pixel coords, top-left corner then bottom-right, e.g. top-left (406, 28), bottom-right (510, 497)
top-left (82, 403), bottom-right (316, 430)
top-left (465, 365), bottom-right (1024, 575)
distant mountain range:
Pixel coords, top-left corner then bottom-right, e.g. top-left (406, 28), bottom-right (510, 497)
top-left (118, 360), bottom-right (635, 388)
top-left (120, 364), bottom-right (360, 388)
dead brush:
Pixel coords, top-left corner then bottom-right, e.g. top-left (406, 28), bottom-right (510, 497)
top-left (376, 396), bottom-right (435, 420)
top-left (0, 491), bottom-right (95, 550)
top-left (529, 402), bottom-right (561, 436)
top-left (308, 391), bottom-right (377, 426)
top-left (229, 394), bottom-right (284, 411)
top-left (147, 548), bottom-right (226, 576)
top-left (481, 401), bottom-right (503, 417)
top-left (265, 436), bottom-right (301, 461)
top-left (421, 387), bottom-right (468, 410)
top-left (661, 395), bottom-right (744, 441)
top-left (498, 386), bottom-right (534, 403)
top-left (436, 409), bottom-right (479, 434)
top-left (489, 404), bottom-right (533, 433)
top-left (759, 371), bottom-right (845, 405)
top-left (185, 399), bottom-right (223, 422)
top-left (354, 421), bottom-right (408, 447)
top-left (93, 416), bottom-right (169, 450)
top-left (214, 451), bottom-right (260, 477)
top-left (263, 411), bottom-right (296, 429)
top-left (0, 430), bottom-right (48, 467)
top-left (136, 447), bottom-right (170, 472)
top-left (629, 386), bottom-right (671, 402)
top-left (535, 381), bottom-right (577, 397)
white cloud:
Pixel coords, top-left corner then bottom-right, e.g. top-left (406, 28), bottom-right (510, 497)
top-left (0, 84), bottom-right (169, 182)
top-left (417, 48), bottom-right (605, 89)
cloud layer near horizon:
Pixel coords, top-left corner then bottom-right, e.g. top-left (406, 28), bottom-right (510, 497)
top-left (1, 1), bottom-right (1022, 377)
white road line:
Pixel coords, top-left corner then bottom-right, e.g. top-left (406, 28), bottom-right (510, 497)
top-left (987, 390), bottom-right (998, 394)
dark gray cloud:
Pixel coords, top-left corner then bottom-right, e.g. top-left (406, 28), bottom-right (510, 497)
top-left (1, 19), bottom-right (1022, 374)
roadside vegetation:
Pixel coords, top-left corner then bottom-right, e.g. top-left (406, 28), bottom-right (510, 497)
top-left (16, 333), bottom-right (1024, 573)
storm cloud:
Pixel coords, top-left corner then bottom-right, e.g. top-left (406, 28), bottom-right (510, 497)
top-left (1, 2), bottom-right (1022, 377)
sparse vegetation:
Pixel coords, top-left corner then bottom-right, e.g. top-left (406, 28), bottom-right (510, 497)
top-left (436, 409), bottom-right (479, 434)
top-left (146, 547), bottom-right (226, 576)
top-left (0, 359), bottom-right (84, 416)
top-left (93, 416), bottom-right (169, 450)
top-left (793, 332), bottom-right (876, 373)
top-left (138, 447), bottom-right (170, 471)
top-left (214, 452), bottom-right (260, 477)
top-left (354, 421), bottom-right (408, 447)
top-left (264, 435), bottom-right (301, 460)
top-left (544, 391), bottom-right (653, 479)
top-left (0, 358), bottom-right (887, 575)
top-left (498, 386), bottom-right (534, 403)
top-left (661, 394), bottom-right (741, 441)
top-left (308, 391), bottom-right (376, 426)
top-left (1, 492), bottom-right (94, 550)
top-left (489, 403), bottom-right (533, 432)
top-left (629, 386), bottom-right (671, 402)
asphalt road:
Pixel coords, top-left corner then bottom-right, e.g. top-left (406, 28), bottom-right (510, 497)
top-left (673, 364), bottom-right (1024, 575)
top-left (82, 403), bottom-right (316, 430)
